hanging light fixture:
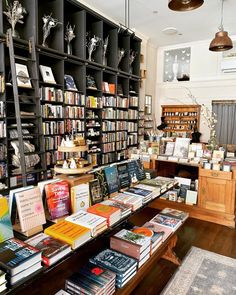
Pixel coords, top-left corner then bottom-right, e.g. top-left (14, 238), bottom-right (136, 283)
top-left (209, 0), bottom-right (233, 52)
top-left (168, 0), bottom-right (204, 11)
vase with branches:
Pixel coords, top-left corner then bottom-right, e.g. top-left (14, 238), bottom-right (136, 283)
top-left (3, 0), bottom-right (27, 38)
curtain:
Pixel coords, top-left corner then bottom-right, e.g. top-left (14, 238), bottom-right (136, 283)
top-left (212, 102), bottom-right (236, 145)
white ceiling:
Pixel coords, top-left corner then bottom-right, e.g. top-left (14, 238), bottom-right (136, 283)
top-left (81, 0), bottom-right (236, 47)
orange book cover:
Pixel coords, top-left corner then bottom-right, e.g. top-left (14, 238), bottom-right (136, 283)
top-left (44, 220), bottom-right (90, 249)
top-left (87, 204), bottom-right (120, 218)
top-left (108, 83), bottom-right (115, 94)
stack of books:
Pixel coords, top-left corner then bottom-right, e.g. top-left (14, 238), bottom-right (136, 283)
top-left (87, 204), bottom-right (121, 226)
top-left (149, 213), bottom-right (182, 232)
top-left (101, 199), bottom-right (132, 219)
top-left (123, 186), bottom-right (153, 204)
top-left (0, 270), bottom-right (6, 293)
top-left (111, 193), bottom-right (143, 211)
top-left (90, 249), bottom-right (137, 288)
top-left (134, 183), bottom-right (160, 199)
top-left (160, 208), bottom-right (189, 222)
top-left (44, 220), bottom-right (91, 249)
top-left (141, 223), bottom-right (164, 254)
top-left (0, 238), bottom-right (42, 285)
top-left (26, 233), bottom-right (71, 266)
top-left (65, 262), bottom-right (116, 294)
top-left (110, 229), bottom-right (151, 268)
top-left (66, 210), bottom-right (108, 237)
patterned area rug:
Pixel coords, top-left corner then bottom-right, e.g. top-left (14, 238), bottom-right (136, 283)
top-left (161, 246), bottom-right (236, 295)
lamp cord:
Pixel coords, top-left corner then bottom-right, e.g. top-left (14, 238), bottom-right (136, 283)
top-left (219, 0), bottom-right (224, 31)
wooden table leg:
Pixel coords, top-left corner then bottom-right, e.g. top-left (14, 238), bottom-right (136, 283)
top-left (161, 234), bottom-right (181, 266)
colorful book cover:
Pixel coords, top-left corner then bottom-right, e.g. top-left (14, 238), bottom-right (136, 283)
top-left (113, 229), bottom-right (151, 250)
top-left (0, 238), bottom-right (41, 276)
top-left (87, 203), bottom-right (120, 219)
top-left (93, 169), bottom-right (109, 200)
top-left (66, 210), bottom-right (107, 236)
top-left (143, 222), bottom-right (171, 243)
top-left (89, 249), bottom-right (137, 277)
top-left (128, 160), bottom-right (145, 182)
top-left (25, 232), bottom-right (71, 266)
top-left (160, 208), bottom-right (189, 221)
top-left (71, 183), bottom-right (90, 213)
top-left (124, 187), bottom-right (152, 197)
top-left (149, 214), bottom-right (182, 231)
top-left (45, 181), bottom-right (71, 220)
top-left (89, 179), bottom-right (103, 205)
top-left (0, 197), bottom-right (14, 243)
top-left (103, 166), bottom-right (119, 195)
top-left (15, 187), bottom-right (46, 232)
top-left (117, 162), bottom-right (130, 189)
top-left (44, 220), bottom-right (90, 249)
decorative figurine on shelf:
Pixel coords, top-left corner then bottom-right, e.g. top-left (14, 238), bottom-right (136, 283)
top-left (118, 48), bottom-right (125, 68)
top-left (102, 36), bottom-right (109, 66)
top-left (3, 0), bottom-right (27, 38)
top-left (86, 33), bottom-right (101, 61)
top-left (65, 22), bottom-right (75, 55)
top-left (62, 160), bottom-right (69, 169)
top-left (128, 50), bottom-right (137, 74)
top-left (42, 14), bottom-right (61, 47)
top-left (86, 75), bottom-right (97, 90)
top-left (69, 158), bottom-right (77, 169)
top-left (65, 135), bottom-right (75, 147)
top-left (60, 138), bottom-right (66, 147)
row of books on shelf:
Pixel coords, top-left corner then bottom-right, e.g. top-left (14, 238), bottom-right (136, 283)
top-left (102, 142), bottom-right (116, 153)
top-left (43, 121), bottom-right (65, 135)
top-left (64, 106), bottom-right (84, 119)
top-left (117, 96), bottom-right (129, 108)
top-left (116, 141), bottom-right (127, 151)
top-left (128, 133), bottom-right (138, 145)
top-left (44, 136), bottom-right (62, 151)
top-left (86, 96), bottom-right (103, 109)
top-left (41, 104), bottom-right (63, 119)
top-left (0, 74), bottom-right (5, 94)
top-left (65, 120), bottom-right (85, 134)
top-left (102, 121), bottom-right (116, 131)
top-left (40, 87), bottom-right (63, 103)
top-left (128, 122), bottom-right (138, 132)
top-left (0, 122), bottom-right (6, 138)
top-left (46, 151), bottom-right (63, 166)
top-left (0, 101), bottom-right (5, 118)
top-left (64, 92), bottom-right (85, 105)
top-left (128, 109), bottom-right (138, 119)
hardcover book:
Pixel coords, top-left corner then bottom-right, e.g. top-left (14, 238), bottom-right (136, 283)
top-left (102, 199), bottom-right (132, 218)
top-left (89, 179), bottom-right (103, 205)
top-left (25, 232), bottom-right (71, 266)
top-left (0, 238), bottom-right (41, 276)
top-left (66, 210), bottom-right (107, 237)
top-left (117, 162), bottom-right (130, 189)
top-left (127, 159), bottom-right (146, 182)
top-left (87, 203), bottom-right (120, 219)
top-left (103, 166), bottom-right (119, 195)
top-left (39, 65), bottom-right (56, 84)
top-left (89, 248), bottom-right (137, 277)
top-left (143, 222), bottom-right (172, 243)
top-left (15, 63), bottom-right (32, 88)
top-left (0, 197), bottom-right (14, 243)
top-left (45, 181), bottom-right (71, 220)
top-left (15, 187), bottom-right (46, 232)
top-left (44, 220), bottom-right (91, 249)
top-left (160, 208), bottom-right (189, 221)
top-left (123, 186), bottom-right (153, 198)
top-left (71, 183), bottom-right (90, 213)
top-left (110, 229), bottom-right (151, 259)
top-left (93, 169), bottom-right (109, 200)
top-left (149, 214), bottom-right (182, 231)
top-left (64, 74), bottom-right (78, 91)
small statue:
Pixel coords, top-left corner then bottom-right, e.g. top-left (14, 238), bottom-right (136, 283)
top-left (129, 50), bottom-right (137, 73)
top-left (87, 34), bottom-right (101, 61)
top-left (118, 48), bottom-right (125, 67)
top-left (102, 36), bottom-right (109, 65)
top-left (65, 22), bottom-right (75, 55)
top-left (42, 14), bottom-right (61, 47)
top-left (69, 158), bottom-right (77, 169)
top-left (62, 160), bottom-right (69, 169)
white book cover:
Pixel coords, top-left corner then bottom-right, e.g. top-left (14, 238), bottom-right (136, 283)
top-left (66, 210), bottom-right (107, 236)
top-left (71, 184), bottom-right (90, 213)
top-left (15, 187), bottom-right (46, 232)
top-left (9, 185), bottom-right (34, 215)
top-left (112, 193), bottom-right (142, 205)
top-left (37, 178), bottom-right (60, 194)
top-left (15, 63), bottom-right (32, 88)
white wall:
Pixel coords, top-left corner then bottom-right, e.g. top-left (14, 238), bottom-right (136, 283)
top-left (155, 37), bottom-right (236, 142)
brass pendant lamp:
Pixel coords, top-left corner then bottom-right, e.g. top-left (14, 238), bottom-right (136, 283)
top-left (168, 0), bottom-right (204, 11)
top-left (209, 0), bottom-right (233, 52)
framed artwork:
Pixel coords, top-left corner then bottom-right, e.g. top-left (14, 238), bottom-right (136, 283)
top-left (39, 65), bottom-right (56, 84)
top-left (64, 74), bottom-right (77, 91)
top-left (163, 47), bottom-right (191, 82)
top-left (15, 63), bottom-right (31, 88)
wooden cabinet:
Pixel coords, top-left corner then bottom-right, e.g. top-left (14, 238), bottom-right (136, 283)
top-left (198, 167), bottom-right (236, 226)
top-left (161, 104), bottom-right (200, 137)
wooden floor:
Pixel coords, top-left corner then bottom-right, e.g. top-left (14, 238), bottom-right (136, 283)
top-left (130, 207), bottom-right (236, 295)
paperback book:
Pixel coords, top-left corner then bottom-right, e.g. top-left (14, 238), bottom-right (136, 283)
top-left (149, 214), bottom-right (182, 231)
top-left (26, 232), bottom-right (71, 266)
top-left (160, 208), bottom-right (189, 222)
top-left (93, 169), bottom-right (109, 200)
top-left (87, 203), bottom-right (121, 226)
top-left (71, 183), bottom-right (90, 213)
top-left (0, 197), bottom-right (14, 243)
top-left (89, 179), bottom-right (103, 205)
top-left (103, 166), bottom-right (119, 195)
top-left (117, 162), bottom-right (130, 189)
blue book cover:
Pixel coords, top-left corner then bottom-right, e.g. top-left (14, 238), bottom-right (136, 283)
top-left (89, 249), bottom-right (137, 277)
top-left (104, 166), bottom-right (119, 195)
top-left (125, 187), bottom-right (152, 197)
top-left (128, 160), bottom-right (145, 182)
top-left (117, 163), bottom-right (130, 189)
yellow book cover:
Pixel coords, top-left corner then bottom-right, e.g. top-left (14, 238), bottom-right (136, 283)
top-left (44, 220), bottom-right (90, 249)
top-left (0, 197), bottom-right (14, 243)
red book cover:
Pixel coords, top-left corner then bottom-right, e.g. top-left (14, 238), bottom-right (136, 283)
top-left (87, 204), bottom-right (120, 219)
top-left (45, 181), bottom-right (71, 220)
